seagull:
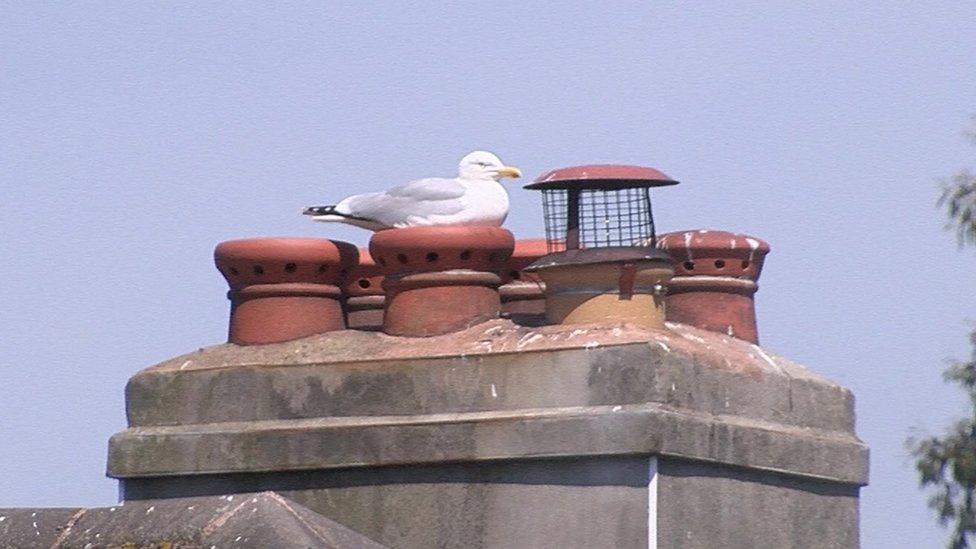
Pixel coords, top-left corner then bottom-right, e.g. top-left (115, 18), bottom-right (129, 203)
top-left (302, 151), bottom-right (522, 231)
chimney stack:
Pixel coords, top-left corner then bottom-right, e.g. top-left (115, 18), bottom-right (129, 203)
top-left (369, 226), bottom-right (514, 336)
top-left (214, 237), bottom-right (359, 345)
top-left (657, 230), bottom-right (770, 343)
top-left (104, 163), bottom-right (865, 549)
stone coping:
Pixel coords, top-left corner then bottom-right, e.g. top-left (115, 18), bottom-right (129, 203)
top-left (109, 403), bottom-right (868, 486)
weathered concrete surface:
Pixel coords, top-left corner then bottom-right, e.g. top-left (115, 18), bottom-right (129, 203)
top-left (0, 492), bottom-right (387, 548)
top-left (118, 457), bottom-right (862, 549)
top-left (124, 456), bottom-right (650, 549)
top-left (123, 324), bottom-right (854, 432)
top-left (110, 402), bottom-right (865, 484)
top-left (111, 320), bottom-right (866, 484)
top-left (657, 458), bottom-right (859, 548)
top-left (107, 318), bottom-right (868, 549)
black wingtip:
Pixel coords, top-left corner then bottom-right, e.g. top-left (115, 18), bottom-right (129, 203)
top-left (303, 205), bottom-right (336, 216)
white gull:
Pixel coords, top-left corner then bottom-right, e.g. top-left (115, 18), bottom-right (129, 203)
top-left (303, 151), bottom-right (521, 231)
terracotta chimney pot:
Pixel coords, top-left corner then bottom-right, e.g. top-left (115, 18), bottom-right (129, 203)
top-left (343, 248), bottom-right (385, 331)
top-left (369, 226), bottom-right (514, 337)
top-left (214, 237), bottom-right (359, 345)
top-left (525, 249), bottom-right (674, 328)
top-left (657, 230), bottom-right (770, 343)
top-left (499, 238), bottom-right (550, 319)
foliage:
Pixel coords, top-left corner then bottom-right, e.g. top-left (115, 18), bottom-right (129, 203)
top-left (910, 328), bottom-right (976, 548)
top-left (911, 115), bottom-right (976, 548)
top-left (938, 116), bottom-right (976, 246)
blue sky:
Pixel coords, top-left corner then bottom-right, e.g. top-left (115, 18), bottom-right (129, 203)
top-left (2, 2), bottom-right (974, 547)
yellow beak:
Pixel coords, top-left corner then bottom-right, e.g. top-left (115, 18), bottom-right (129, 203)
top-left (497, 166), bottom-right (522, 179)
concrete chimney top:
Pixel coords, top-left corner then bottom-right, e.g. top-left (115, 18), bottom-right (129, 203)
top-left (108, 315), bottom-right (867, 547)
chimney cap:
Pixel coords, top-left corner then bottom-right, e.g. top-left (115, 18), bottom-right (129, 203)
top-left (525, 164), bottom-right (679, 190)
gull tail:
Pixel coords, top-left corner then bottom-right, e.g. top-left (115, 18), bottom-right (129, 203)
top-left (302, 205), bottom-right (388, 231)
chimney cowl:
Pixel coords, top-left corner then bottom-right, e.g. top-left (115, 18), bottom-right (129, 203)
top-left (369, 225), bottom-right (515, 337)
top-left (656, 230), bottom-right (770, 343)
top-left (525, 164), bottom-right (678, 252)
top-left (214, 237), bottom-right (359, 345)
top-left (522, 164), bottom-right (678, 328)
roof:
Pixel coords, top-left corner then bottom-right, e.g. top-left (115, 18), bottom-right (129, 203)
top-left (0, 492), bottom-right (388, 548)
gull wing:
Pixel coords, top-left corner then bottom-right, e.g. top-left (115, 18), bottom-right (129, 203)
top-left (385, 178), bottom-right (467, 201)
top-left (341, 178), bottom-right (468, 226)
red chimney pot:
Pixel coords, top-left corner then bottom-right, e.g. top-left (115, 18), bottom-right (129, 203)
top-left (657, 230), bottom-right (770, 343)
top-left (369, 226), bottom-right (515, 337)
top-left (343, 248), bottom-right (385, 331)
top-left (214, 237), bottom-right (359, 345)
top-left (499, 238), bottom-right (549, 319)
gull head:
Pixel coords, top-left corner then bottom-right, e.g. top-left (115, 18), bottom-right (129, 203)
top-left (457, 151), bottom-right (522, 181)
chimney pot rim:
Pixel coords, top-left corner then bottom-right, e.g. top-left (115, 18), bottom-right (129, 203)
top-left (657, 230), bottom-right (769, 281)
top-left (343, 247), bottom-right (386, 296)
top-left (214, 237), bottom-right (359, 287)
top-left (369, 225), bottom-right (514, 276)
top-left (657, 230), bottom-right (771, 255)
